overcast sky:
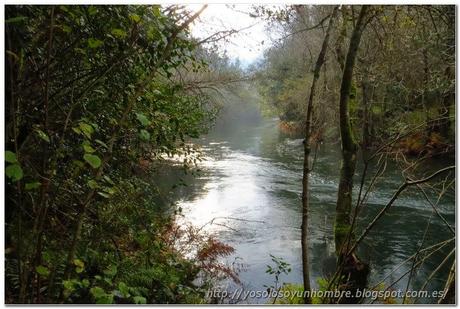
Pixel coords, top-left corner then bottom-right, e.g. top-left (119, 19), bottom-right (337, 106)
top-left (188, 4), bottom-right (277, 66)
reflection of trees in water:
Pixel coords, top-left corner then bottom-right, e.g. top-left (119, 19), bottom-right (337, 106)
top-left (157, 114), bottom-right (455, 303)
top-left (152, 161), bottom-right (212, 209)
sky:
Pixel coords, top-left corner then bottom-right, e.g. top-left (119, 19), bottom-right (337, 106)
top-left (187, 4), bottom-right (276, 67)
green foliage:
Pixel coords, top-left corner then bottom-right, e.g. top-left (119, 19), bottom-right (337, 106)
top-left (5, 150), bottom-right (23, 182)
top-left (256, 56), bottom-right (309, 122)
top-left (6, 164), bottom-right (23, 182)
top-left (266, 254), bottom-right (292, 277)
top-left (265, 254), bottom-right (292, 296)
top-left (35, 129), bottom-right (50, 143)
top-left (311, 277), bottom-right (330, 304)
top-left (273, 283), bottom-right (304, 304)
top-left (5, 151), bottom-right (18, 163)
top-left (35, 265), bottom-right (50, 277)
top-left (133, 296), bottom-right (147, 304)
top-left (138, 129), bottom-right (150, 141)
top-left (256, 5), bottom-right (455, 150)
top-left (136, 113), bottom-right (151, 126)
top-left (272, 277), bottom-right (333, 304)
top-left (51, 174), bottom-right (235, 304)
top-left (25, 182), bottom-right (41, 190)
top-left (83, 154), bottom-right (102, 169)
top-left (73, 259), bottom-right (85, 273)
top-left (90, 287), bottom-right (113, 304)
top-left (4, 4), bottom-right (228, 304)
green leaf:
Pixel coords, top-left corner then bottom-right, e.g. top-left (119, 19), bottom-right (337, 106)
top-left (73, 258), bottom-right (85, 273)
top-left (82, 279), bottom-right (90, 288)
top-left (153, 7), bottom-right (161, 17)
top-left (118, 282), bottom-right (130, 298)
top-left (90, 286), bottom-right (114, 303)
top-left (36, 265), bottom-right (50, 277)
top-left (73, 259), bottom-right (84, 268)
top-left (104, 277), bottom-right (112, 285)
top-left (96, 294), bottom-right (113, 304)
top-left (103, 265), bottom-right (117, 277)
top-left (79, 123), bottom-right (94, 139)
top-left (111, 28), bottom-right (127, 38)
top-left (25, 182), bottom-right (41, 190)
top-left (5, 16), bottom-right (27, 24)
top-left (90, 287), bottom-right (106, 299)
top-left (6, 164), bottom-right (23, 181)
top-left (136, 113), bottom-right (151, 126)
top-left (83, 144), bottom-right (96, 153)
top-left (5, 151), bottom-right (18, 163)
top-left (103, 186), bottom-right (116, 195)
top-left (83, 154), bottom-right (101, 169)
top-left (129, 14), bottom-right (141, 23)
top-left (72, 160), bottom-right (85, 168)
top-left (88, 38), bottom-right (103, 49)
top-left (133, 296), bottom-right (147, 304)
top-left (139, 129), bottom-right (150, 141)
top-left (87, 180), bottom-right (98, 189)
top-left (63, 280), bottom-right (75, 291)
top-left (62, 24), bottom-right (72, 33)
top-left (88, 6), bottom-right (98, 15)
top-left (95, 139), bottom-right (108, 149)
top-left (36, 129), bottom-right (50, 143)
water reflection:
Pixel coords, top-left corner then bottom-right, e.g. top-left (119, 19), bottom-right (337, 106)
top-left (165, 116), bottom-right (454, 304)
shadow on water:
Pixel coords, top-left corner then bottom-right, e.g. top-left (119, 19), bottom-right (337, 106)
top-left (156, 102), bottom-right (454, 304)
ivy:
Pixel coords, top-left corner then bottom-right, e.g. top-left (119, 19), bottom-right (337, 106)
top-left (83, 154), bottom-right (102, 169)
top-left (6, 164), bottom-right (23, 182)
top-left (5, 4), bottom-right (227, 305)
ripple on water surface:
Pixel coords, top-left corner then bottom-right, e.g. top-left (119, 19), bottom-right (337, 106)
top-left (175, 119), bottom-right (454, 303)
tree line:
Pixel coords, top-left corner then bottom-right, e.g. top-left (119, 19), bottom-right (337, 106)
top-left (5, 5), bottom-right (245, 304)
top-left (254, 5), bottom-right (455, 304)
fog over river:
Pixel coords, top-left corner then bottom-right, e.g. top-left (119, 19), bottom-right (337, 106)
top-left (158, 100), bottom-right (454, 304)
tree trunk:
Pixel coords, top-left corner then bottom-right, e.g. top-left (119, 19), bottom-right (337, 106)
top-left (301, 6), bottom-right (338, 304)
top-left (361, 68), bottom-right (373, 150)
top-left (334, 5), bottom-right (370, 303)
top-left (335, 4), bottom-right (368, 258)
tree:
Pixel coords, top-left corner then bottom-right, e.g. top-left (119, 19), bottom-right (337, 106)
top-left (5, 5), bottom-right (240, 304)
top-left (334, 5), bottom-right (369, 257)
top-left (300, 5), bottom-right (338, 304)
top-left (333, 5), bottom-right (371, 303)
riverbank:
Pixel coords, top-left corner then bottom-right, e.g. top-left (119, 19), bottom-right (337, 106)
top-left (279, 120), bottom-right (454, 158)
top-left (173, 117), bottom-right (454, 304)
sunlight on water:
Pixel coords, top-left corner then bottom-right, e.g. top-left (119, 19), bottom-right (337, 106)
top-left (172, 117), bottom-right (454, 304)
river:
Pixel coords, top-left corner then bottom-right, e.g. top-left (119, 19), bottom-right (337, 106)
top-left (158, 106), bottom-right (455, 304)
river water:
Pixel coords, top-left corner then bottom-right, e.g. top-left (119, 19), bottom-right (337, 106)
top-left (161, 109), bottom-right (455, 304)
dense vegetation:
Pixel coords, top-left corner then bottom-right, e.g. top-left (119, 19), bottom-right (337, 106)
top-left (255, 5), bottom-right (455, 304)
top-left (4, 4), bottom-right (456, 305)
top-left (5, 5), bottom-right (243, 304)
top-left (257, 5), bottom-right (454, 154)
